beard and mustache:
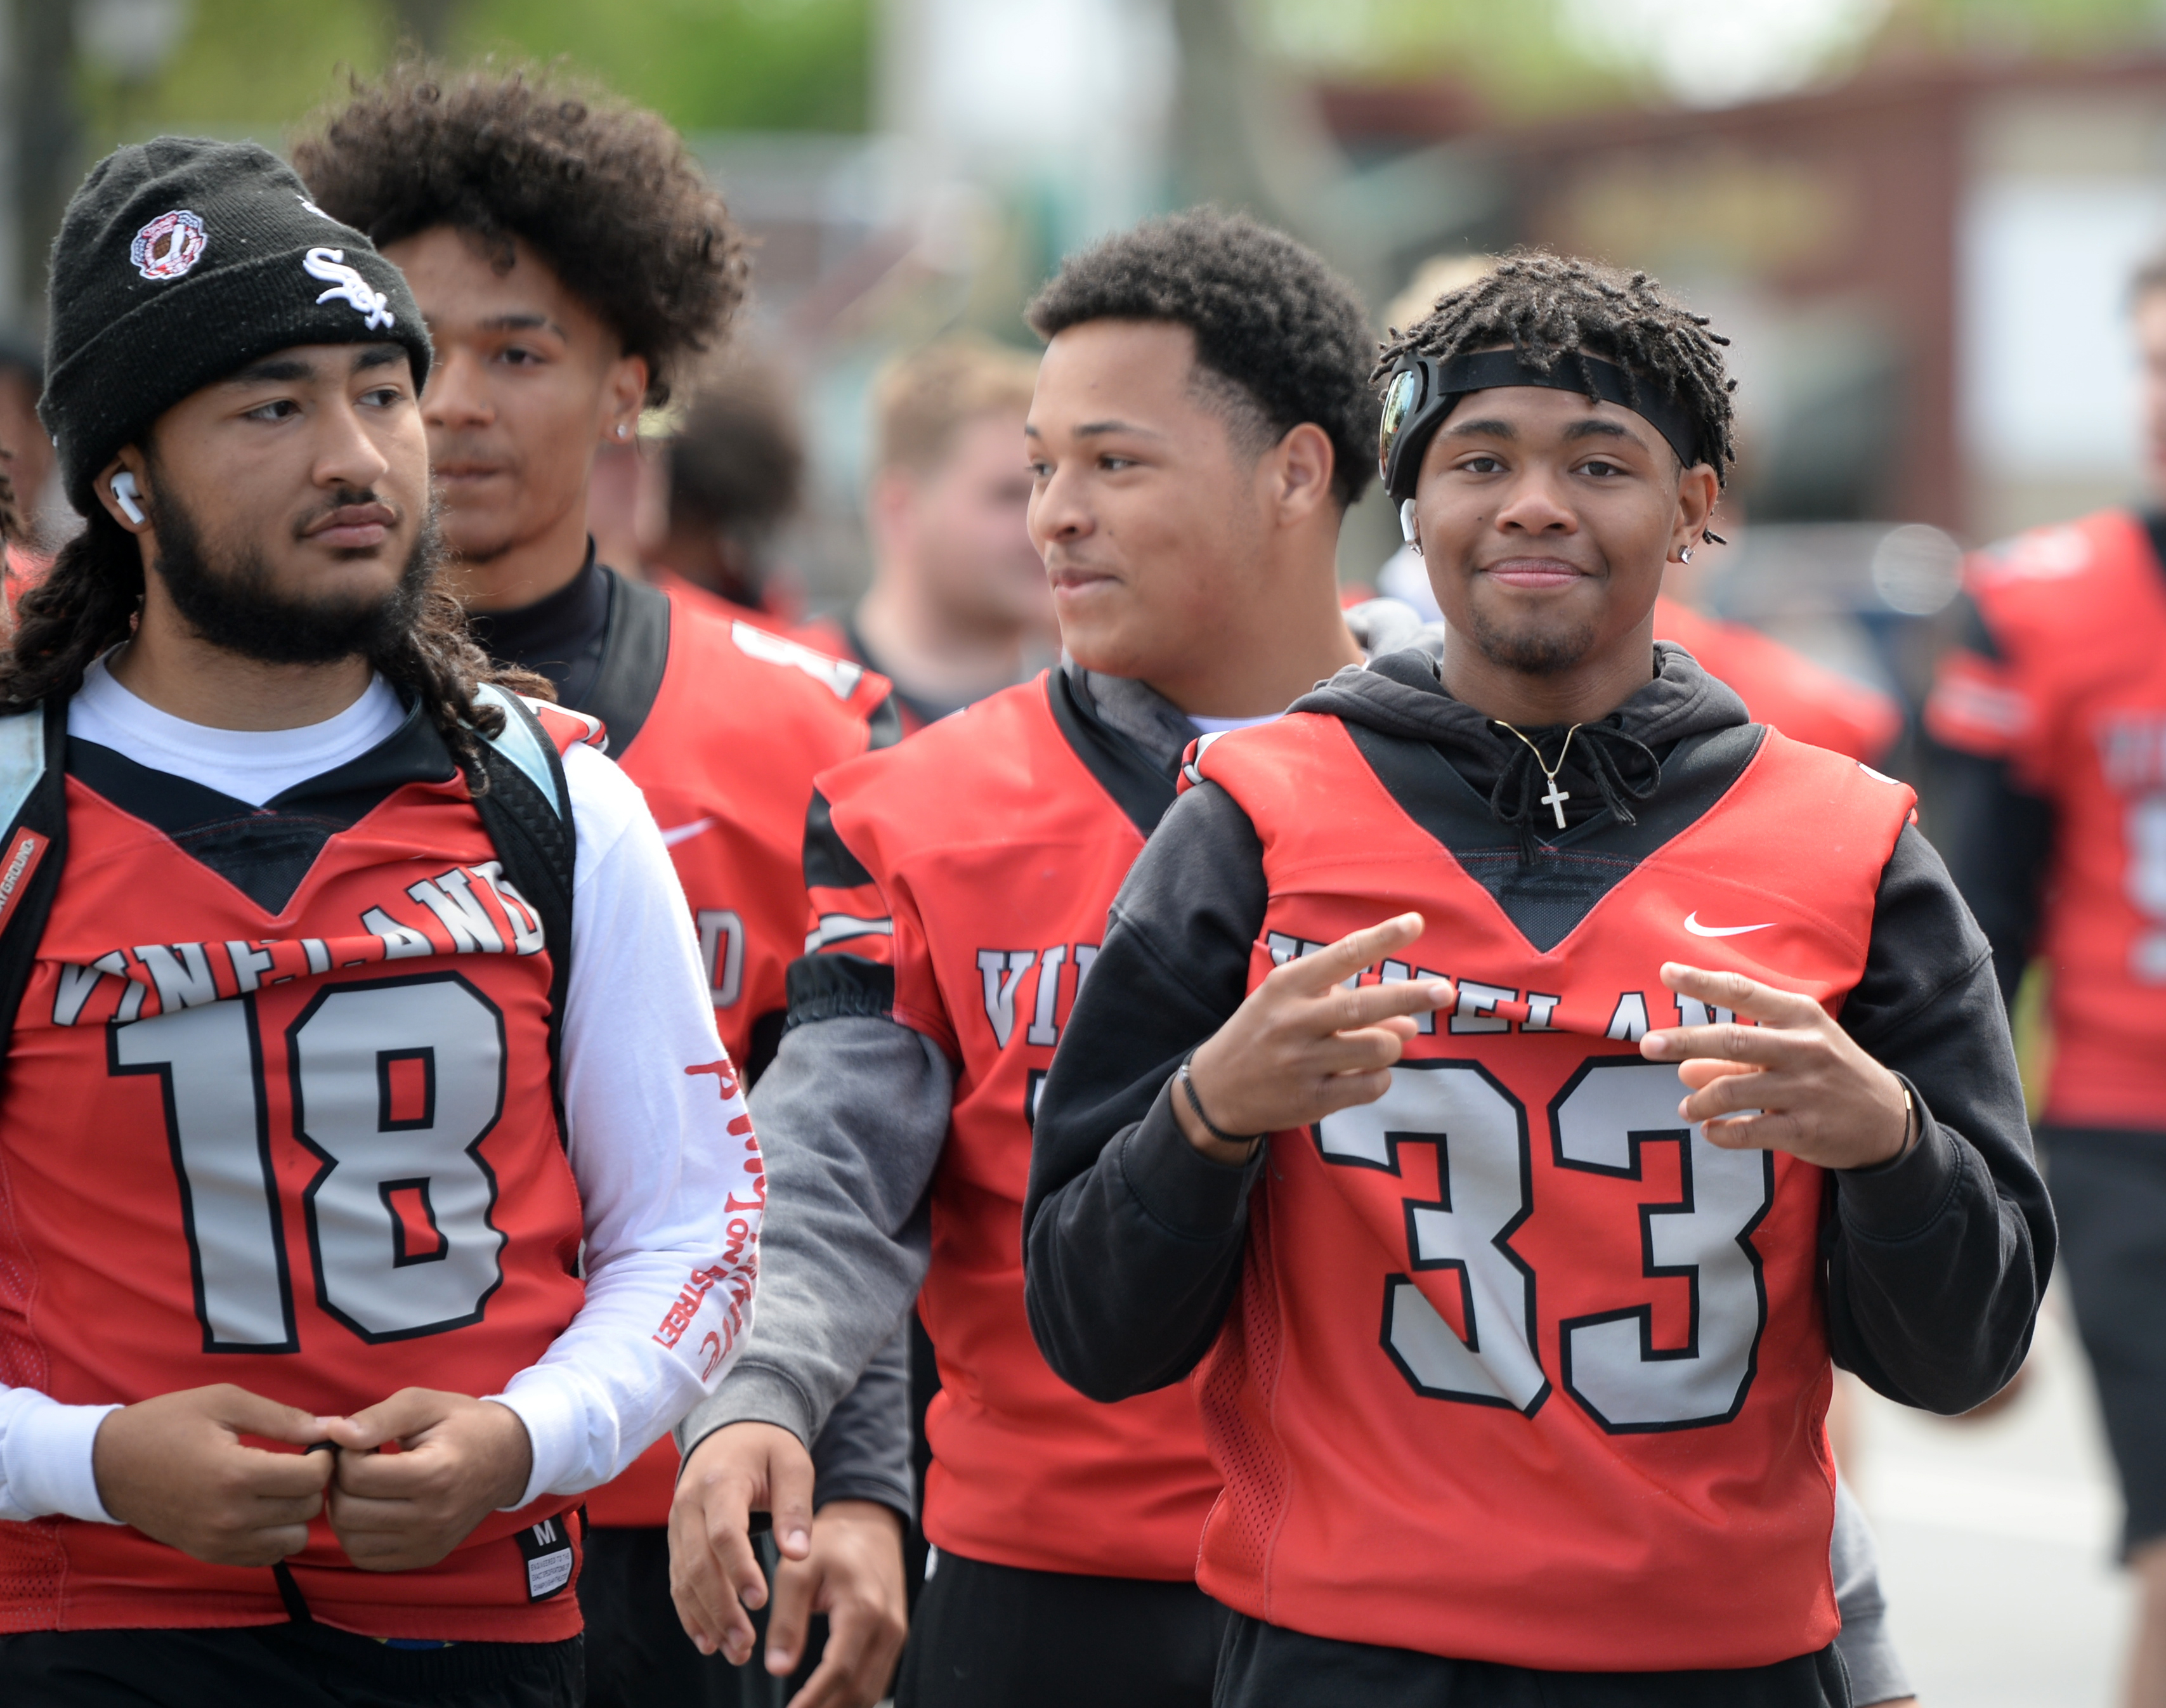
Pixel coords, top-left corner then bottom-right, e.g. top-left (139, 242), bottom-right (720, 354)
top-left (145, 478), bottom-right (441, 667)
top-left (1464, 600), bottom-right (1600, 677)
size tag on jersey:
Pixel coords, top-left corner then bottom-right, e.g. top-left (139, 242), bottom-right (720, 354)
top-left (0, 828), bottom-right (48, 939)
top-left (515, 1514), bottom-right (576, 1601)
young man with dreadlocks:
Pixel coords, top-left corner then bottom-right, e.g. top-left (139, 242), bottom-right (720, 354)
top-left (671, 219), bottom-right (1925, 1707)
top-left (0, 140), bottom-right (759, 1705)
top-left (293, 68), bottom-right (909, 1708)
top-left (1024, 251), bottom-right (2052, 1704)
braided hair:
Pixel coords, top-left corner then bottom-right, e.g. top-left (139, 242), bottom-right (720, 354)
top-left (1374, 250), bottom-right (1738, 486)
top-left (0, 502), bottom-right (551, 788)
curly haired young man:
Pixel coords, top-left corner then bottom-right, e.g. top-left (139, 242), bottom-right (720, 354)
top-left (294, 68), bottom-right (906, 1708)
top-left (1023, 251), bottom-right (2053, 1706)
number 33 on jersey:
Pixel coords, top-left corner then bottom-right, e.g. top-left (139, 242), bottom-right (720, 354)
top-left (1184, 712), bottom-right (1917, 1673)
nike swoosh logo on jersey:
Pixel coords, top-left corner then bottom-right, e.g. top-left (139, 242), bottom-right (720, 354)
top-left (660, 818), bottom-right (717, 848)
top-left (1683, 912), bottom-right (1773, 937)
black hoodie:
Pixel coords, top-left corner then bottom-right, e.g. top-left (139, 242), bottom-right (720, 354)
top-left (1023, 644), bottom-right (2053, 1418)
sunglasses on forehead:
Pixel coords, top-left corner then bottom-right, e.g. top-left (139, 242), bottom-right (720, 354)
top-left (1376, 349), bottom-right (1709, 506)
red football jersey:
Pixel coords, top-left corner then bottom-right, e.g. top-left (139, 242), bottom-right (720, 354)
top-left (1182, 715), bottom-right (1914, 1670)
top-left (1924, 510), bottom-right (2166, 1126)
top-left (789, 614), bottom-right (947, 738)
top-left (1654, 596), bottom-right (1900, 764)
top-left (0, 701), bottom-right (606, 1640)
top-left (584, 587), bottom-right (888, 1526)
top-left (804, 674), bottom-right (1220, 1579)
top-left (646, 569), bottom-right (794, 636)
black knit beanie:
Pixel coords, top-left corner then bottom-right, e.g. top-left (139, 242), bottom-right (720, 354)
top-left (37, 137), bottom-right (432, 515)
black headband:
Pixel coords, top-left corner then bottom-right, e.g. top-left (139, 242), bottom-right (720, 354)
top-left (1378, 348), bottom-right (1707, 503)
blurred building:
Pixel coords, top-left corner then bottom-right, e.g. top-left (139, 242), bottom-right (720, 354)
top-left (1321, 55), bottom-right (2166, 545)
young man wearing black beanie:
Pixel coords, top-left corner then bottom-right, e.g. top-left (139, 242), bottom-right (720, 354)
top-left (0, 137), bottom-right (762, 1707)
top-left (665, 214), bottom-right (1923, 1708)
top-left (292, 67), bottom-right (911, 1708)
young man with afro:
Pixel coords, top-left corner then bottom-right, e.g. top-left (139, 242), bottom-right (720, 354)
top-left (1021, 251), bottom-right (2052, 1704)
top-left (293, 67), bottom-right (909, 1708)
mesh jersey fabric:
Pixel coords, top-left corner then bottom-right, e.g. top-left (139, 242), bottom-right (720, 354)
top-left (1170, 713), bottom-right (1914, 1669)
top-left (792, 674), bottom-right (1220, 1579)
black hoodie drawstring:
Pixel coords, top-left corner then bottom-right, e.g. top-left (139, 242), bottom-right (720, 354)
top-left (1486, 720), bottom-right (1661, 862)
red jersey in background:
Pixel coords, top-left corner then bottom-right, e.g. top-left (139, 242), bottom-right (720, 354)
top-left (1925, 509), bottom-right (2166, 1128)
top-left (1654, 596), bottom-right (1900, 764)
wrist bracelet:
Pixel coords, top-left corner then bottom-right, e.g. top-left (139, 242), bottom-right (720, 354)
top-left (1178, 1062), bottom-right (1262, 1149)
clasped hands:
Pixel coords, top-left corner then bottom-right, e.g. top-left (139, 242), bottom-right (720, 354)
top-left (1175, 912), bottom-right (1912, 1173)
top-left (91, 1383), bottom-right (533, 1572)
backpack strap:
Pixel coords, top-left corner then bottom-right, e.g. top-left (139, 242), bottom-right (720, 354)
top-left (583, 568), bottom-right (672, 759)
top-left (468, 684), bottom-right (581, 1145)
top-left (0, 698), bottom-right (70, 1041)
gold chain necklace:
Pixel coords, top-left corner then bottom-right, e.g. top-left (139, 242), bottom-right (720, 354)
top-left (1494, 720), bottom-right (1584, 831)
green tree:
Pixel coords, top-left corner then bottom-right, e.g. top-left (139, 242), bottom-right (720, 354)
top-left (74, 0), bottom-right (872, 152)
top-left (452, 0), bottom-right (871, 133)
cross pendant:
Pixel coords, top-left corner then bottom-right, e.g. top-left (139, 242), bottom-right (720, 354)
top-left (1541, 779), bottom-right (1570, 830)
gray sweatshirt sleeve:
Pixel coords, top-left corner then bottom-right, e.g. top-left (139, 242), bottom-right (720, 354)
top-left (1831, 1478), bottom-right (1914, 1704)
top-left (676, 1014), bottom-right (951, 1456)
top-left (807, 1323), bottom-right (913, 1520)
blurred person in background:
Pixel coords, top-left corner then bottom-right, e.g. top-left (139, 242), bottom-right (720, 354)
top-left (297, 65), bottom-right (908, 1708)
top-left (1376, 256), bottom-right (1901, 767)
top-left (0, 335), bottom-right (56, 608)
top-left (0, 336), bottom-right (52, 536)
top-left (1925, 248), bottom-right (2166, 1708)
top-left (0, 422), bottom-right (18, 606)
top-left (799, 337), bottom-right (1047, 732)
top-left (669, 212), bottom-right (1921, 1708)
top-left (650, 356), bottom-right (811, 628)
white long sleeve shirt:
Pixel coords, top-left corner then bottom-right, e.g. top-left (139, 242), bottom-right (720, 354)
top-left (0, 662), bottom-right (760, 1522)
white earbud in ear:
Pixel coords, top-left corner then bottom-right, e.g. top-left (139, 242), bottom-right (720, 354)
top-left (112, 471), bottom-right (147, 526)
top-left (1399, 497), bottom-right (1421, 556)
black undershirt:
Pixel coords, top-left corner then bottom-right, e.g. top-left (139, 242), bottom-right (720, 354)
top-left (465, 542), bottom-right (609, 708)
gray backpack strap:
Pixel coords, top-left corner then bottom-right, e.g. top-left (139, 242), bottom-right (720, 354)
top-left (467, 685), bottom-right (578, 1143)
top-left (471, 682), bottom-right (573, 822)
top-left (0, 698), bottom-right (70, 1037)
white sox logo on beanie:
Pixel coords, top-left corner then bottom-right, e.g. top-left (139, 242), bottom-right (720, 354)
top-left (303, 247), bottom-right (395, 331)
top-left (130, 209), bottom-right (207, 281)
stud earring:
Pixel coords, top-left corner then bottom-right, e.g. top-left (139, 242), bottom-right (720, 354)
top-left (615, 423), bottom-right (630, 441)
top-left (1679, 547), bottom-right (1693, 564)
